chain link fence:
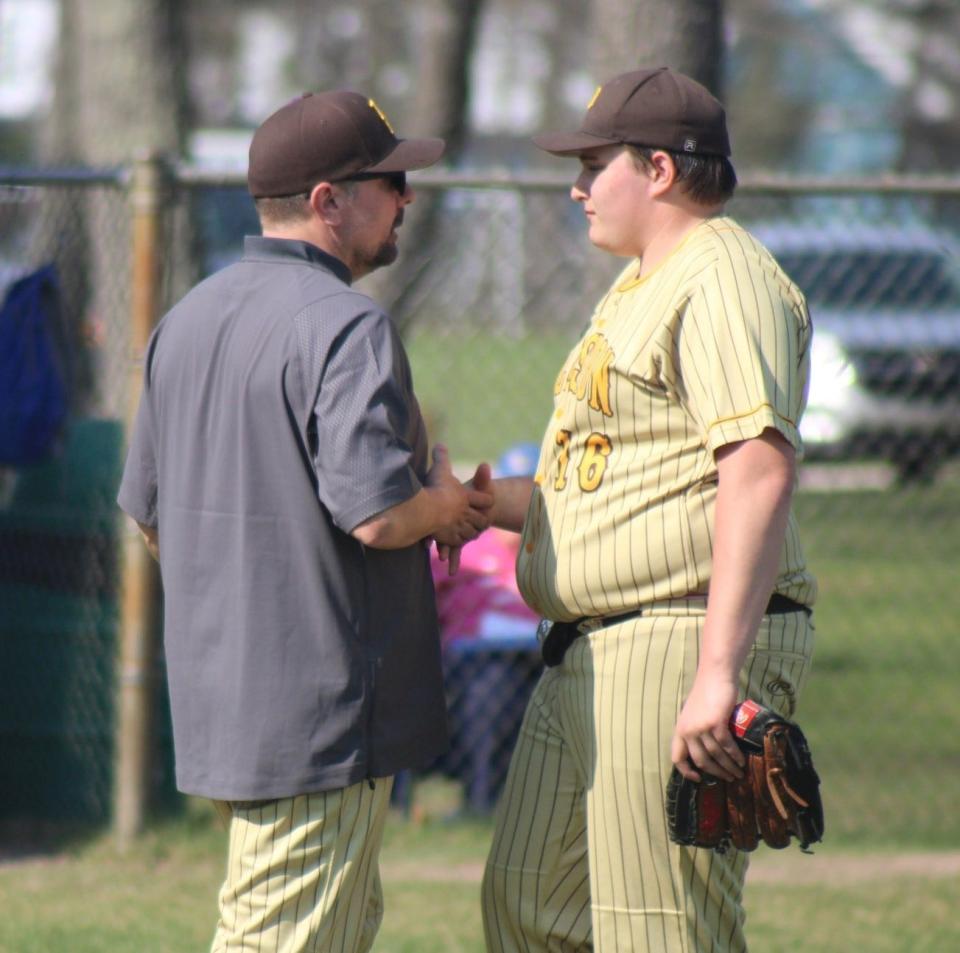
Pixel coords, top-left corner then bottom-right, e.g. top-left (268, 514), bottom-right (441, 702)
top-left (1, 166), bottom-right (959, 845)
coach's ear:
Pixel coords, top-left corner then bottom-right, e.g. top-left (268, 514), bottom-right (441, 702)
top-left (309, 182), bottom-right (346, 225)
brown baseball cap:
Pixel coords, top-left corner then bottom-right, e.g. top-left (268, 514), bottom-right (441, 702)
top-left (533, 67), bottom-right (730, 158)
top-left (247, 91), bottom-right (445, 198)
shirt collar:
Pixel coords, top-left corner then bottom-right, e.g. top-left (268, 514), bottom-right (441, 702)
top-left (242, 236), bottom-right (353, 285)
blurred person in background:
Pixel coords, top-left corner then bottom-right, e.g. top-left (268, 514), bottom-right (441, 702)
top-left (118, 90), bottom-right (491, 953)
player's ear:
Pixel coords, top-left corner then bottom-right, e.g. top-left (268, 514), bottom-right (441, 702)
top-left (645, 150), bottom-right (678, 196)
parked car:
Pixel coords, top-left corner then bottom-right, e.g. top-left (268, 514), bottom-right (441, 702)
top-left (753, 220), bottom-right (960, 481)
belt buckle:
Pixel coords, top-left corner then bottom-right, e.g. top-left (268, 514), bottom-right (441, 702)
top-left (536, 618), bottom-right (553, 646)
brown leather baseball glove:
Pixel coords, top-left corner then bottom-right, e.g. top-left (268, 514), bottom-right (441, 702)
top-left (665, 699), bottom-right (824, 853)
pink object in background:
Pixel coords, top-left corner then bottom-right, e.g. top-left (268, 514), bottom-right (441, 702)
top-left (431, 529), bottom-right (540, 647)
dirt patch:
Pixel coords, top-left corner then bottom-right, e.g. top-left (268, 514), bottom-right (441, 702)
top-left (384, 851), bottom-right (960, 886)
top-left (747, 850), bottom-right (960, 885)
top-left (383, 860), bottom-right (486, 883)
top-left (7, 845), bottom-right (960, 886)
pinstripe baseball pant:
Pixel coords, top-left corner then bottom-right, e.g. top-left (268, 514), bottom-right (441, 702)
top-left (482, 607), bottom-right (814, 952)
top-left (210, 777), bottom-right (393, 953)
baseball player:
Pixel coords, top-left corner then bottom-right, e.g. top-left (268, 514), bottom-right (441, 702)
top-left (117, 91), bottom-right (492, 952)
top-left (475, 68), bottom-right (817, 952)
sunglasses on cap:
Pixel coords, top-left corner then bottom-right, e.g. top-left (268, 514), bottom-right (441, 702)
top-left (344, 171), bottom-right (407, 194)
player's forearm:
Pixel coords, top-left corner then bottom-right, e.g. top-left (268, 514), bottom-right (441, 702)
top-left (489, 476), bottom-right (534, 532)
top-left (699, 431), bottom-right (796, 679)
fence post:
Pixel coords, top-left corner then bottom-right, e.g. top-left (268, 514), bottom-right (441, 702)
top-left (114, 153), bottom-right (167, 847)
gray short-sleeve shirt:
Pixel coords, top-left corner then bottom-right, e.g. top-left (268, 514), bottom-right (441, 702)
top-left (118, 236), bottom-right (447, 800)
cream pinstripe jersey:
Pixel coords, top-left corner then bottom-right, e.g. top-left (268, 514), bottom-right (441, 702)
top-left (517, 216), bottom-right (817, 622)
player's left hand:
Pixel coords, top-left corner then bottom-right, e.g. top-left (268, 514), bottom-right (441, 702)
top-left (671, 676), bottom-right (745, 783)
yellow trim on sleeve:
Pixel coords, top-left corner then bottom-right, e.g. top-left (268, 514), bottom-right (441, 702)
top-left (708, 402), bottom-right (798, 431)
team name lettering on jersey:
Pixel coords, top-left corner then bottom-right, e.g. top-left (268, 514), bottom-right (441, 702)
top-left (557, 332), bottom-right (615, 416)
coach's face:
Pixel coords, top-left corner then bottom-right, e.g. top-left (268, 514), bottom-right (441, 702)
top-left (571, 145), bottom-right (653, 258)
top-left (339, 174), bottom-right (414, 278)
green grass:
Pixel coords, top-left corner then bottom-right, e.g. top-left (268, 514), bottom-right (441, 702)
top-left (0, 794), bottom-right (489, 953)
top-left (406, 329), bottom-right (572, 462)
top-left (791, 483), bottom-right (960, 847)
top-left (745, 873), bottom-right (960, 953)
top-left (0, 804), bottom-right (224, 953)
top-left (1, 797), bottom-right (958, 953)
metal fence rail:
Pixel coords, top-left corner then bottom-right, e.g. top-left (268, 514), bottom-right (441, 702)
top-left (2, 163), bottom-right (959, 844)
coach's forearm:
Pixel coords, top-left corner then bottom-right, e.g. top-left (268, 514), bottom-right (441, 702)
top-left (351, 488), bottom-right (446, 549)
top-left (351, 485), bottom-right (490, 550)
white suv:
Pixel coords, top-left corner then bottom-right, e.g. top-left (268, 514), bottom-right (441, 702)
top-left (752, 220), bottom-right (960, 481)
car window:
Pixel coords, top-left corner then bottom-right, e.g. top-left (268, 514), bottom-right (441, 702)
top-left (774, 250), bottom-right (960, 310)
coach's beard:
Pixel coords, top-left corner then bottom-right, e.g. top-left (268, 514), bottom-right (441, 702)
top-left (368, 211), bottom-right (405, 272)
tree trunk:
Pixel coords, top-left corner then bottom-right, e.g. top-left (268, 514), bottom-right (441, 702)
top-left (39, 0), bottom-right (189, 417)
top-left (32, 0), bottom-right (90, 409)
top-left (361, 0), bottom-right (487, 328)
top-left (896, 0), bottom-right (960, 173)
top-left (588, 0), bottom-right (724, 96)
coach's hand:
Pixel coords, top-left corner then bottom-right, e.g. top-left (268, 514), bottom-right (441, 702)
top-left (670, 676), bottom-right (745, 783)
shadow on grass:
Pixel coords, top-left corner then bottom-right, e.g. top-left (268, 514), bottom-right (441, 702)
top-left (0, 815), bottom-right (102, 862)
top-left (0, 797), bottom-right (195, 864)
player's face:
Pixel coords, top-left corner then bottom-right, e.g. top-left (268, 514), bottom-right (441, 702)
top-left (340, 174), bottom-right (414, 277)
top-left (571, 146), bottom-right (652, 258)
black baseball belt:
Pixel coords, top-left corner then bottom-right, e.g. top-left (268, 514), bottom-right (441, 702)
top-left (539, 592), bottom-right (811, 668)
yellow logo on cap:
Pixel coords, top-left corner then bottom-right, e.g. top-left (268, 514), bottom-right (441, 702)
top-left (368, 98), bottom-right (395, 134)
top-left (587, 85), bottom-right (602, 109)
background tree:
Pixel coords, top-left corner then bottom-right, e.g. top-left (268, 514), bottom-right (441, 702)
top-left (880, 0), bottom-right (960, 173)
top-left (360, 0), bottom-right (489, 325)
top-left (587, 0), bottom-right (724, 94)
top-left (724, 0), bottom-right (817, 172)
top-left (40, 0), bottom-right (189, 418)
